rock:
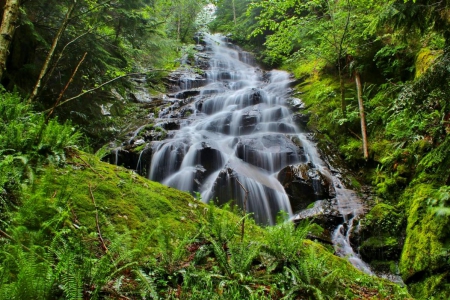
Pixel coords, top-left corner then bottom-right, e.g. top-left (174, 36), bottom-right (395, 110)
top-left (288, 97), bottom-right (305, 109)
top-left (278, 163), bottom-right (336, 212)
top-left (168, 89), bottom-right (201, 100)
top-left (134, 139), bottom-right (145, 146)
top-left (236, 134), bottom-right (302, 171)
top-left (292, 113), bottom-right (310, 129)
top-left (351, 203), bottom-right (405, 262)
top-left (292, 199), bottom-right (344, 231)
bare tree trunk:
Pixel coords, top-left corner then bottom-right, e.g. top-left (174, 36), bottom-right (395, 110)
top-left (0, 0), bottom-right (20, 81)
top-left (232, 0), bottom-right (237, 26)
top-left (177, 15), bottom-right (181, 41)
top-left (355, 71), bottom-right (369, 160)
top-left (338, 63), bottom-right (346, 117)
top-left (28, 0), bottom-right (77, 103)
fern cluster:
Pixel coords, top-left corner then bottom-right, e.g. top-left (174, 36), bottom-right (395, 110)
top-left (0, 89), bottom-right (82, 210)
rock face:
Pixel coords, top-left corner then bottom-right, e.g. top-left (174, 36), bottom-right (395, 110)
top-left (278, 163), bottom-right (336, 212)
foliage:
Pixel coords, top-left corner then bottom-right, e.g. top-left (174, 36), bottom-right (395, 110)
top-left (0, 147), bottom-right (411, 299)
top-left (0, 89), bottom-right (81, 216)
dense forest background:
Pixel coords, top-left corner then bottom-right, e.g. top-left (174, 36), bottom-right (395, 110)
top-left (0, 0), bottom-right (449, 298)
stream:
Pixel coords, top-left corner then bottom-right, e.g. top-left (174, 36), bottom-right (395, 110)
top-left (124, 33), bottom-right (373, 274)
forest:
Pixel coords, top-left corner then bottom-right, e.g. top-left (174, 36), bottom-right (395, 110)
top-left (0, 0), bottom-right (449, 299)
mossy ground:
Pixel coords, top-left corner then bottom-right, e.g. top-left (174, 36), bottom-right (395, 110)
top-left (2, 150), bottom-right (412, 299)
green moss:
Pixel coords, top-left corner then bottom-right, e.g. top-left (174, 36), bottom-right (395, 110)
top-left (362, 236), bottom-right (398, 248)
top-left (284, 57), bottom-right (327, 79)
top-left (306, 202), bottom-right (316, 209)
top-left (362, 203), bottom-right (404, 234)
top-left (308, 223), bottom-right (325, 236)
top-left (415, 48), bottom-right (442, 79)
top-left (399, 184), bottom-right (450, 285)
top-left (133, 143), bottom-right (147, 152)
top-left (26, 152), bottom-right (205, 249)
top-left (408, 273), bottom-right (450, 300)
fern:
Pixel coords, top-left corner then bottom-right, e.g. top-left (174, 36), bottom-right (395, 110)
top-left (134, 269), bottom-right (159, 299)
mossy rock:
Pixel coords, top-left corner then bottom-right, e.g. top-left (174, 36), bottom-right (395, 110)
top-left (408, 273), bottom-right (450, 300)
top-left (415, 48), bottom-right (443, 79)
top-left (24, 152), bottom-right (205, 253)
top-left (356, 203), bottom-right (405, 262)
top-left (399, 184), bottom-right (450, 294)
top-left (360, 235), bottom-right (401, 261)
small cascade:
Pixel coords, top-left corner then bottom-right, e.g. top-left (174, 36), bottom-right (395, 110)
top-left (332, 188), bottom-right (373, 274)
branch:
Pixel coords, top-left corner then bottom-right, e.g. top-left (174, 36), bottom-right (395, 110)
top-left (74, 153), bottom-right (105, 179)
top-left (89, 184), bottom-right (108, 253)
top-left (43, 70), bottom-right (169, 112)
top-left (235, 178), bottom-right (249, 242)
top-left (47, 52), bottom-right (88, 120)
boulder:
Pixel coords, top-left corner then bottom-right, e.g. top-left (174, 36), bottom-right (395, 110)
top-left (278, 163), bottom-right (336, 212)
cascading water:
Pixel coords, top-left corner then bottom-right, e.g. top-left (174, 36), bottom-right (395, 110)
top-left (147, 33), bottom-right (372, 273)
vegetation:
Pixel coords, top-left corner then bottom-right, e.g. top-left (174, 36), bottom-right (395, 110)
top-left (2, 0), bottom-right (450, 298)
top-left (211, 0), bottom-right (450, 298)
top-left (0, 87), bottom-right (409, 298)
top-left (0, 0), bottom-right (208, 148)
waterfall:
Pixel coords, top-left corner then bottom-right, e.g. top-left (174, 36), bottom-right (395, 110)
top-left (147, 33), bottom-right (372, 273)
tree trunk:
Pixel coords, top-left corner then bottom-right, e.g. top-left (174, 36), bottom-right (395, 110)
top-left (355, 71), bottom-right (369, 160)
top-left (28, 0), bottom-right (77, 103)
top-left (177, 15), bottom-right (181, 41)
top-left (0, 0), bottom-right (20, 81)
top-left (339, 63), bottom-right (346, 117)
top-left (232, 0), bottom-right (237, 26)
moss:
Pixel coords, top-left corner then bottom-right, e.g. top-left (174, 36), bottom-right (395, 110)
top-left (26, 152), bottom-right (205, 250)
top-left (415, 48), bottom-right (443, 79)
top-left (361, 203), bottom-right (404, 235)
top-left (408, 273), bottom-right (450, 300)
top-left (133, 143), bottom-right (147, 152)
top-left (285, 57), bottom-right (327, 79)
top-left (301, 240), bottom-right (411, 299)
top-left (399, 183), bottom-right (450, 291)
top-left (308, 223), bottom-right (325, 236)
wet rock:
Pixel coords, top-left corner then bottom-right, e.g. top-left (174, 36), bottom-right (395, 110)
top-left (168, 89), bottom-right (201, 100)
top-left (134, 139), bottom-right (145, 146)
top-left (292, 199), bottom-right (344, 231)
top-left (158, 121), bottom-right (180, 131)
top-left (292, 113), bottom-right (310, 129)
top-left (288, 97), bottom-right (305, 109)
top-left (278, 163), bottom-right (336, 212)
top-left (236, 134), bottom-right (301, 171)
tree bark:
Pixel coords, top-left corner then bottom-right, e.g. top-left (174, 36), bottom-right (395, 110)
top-left (0, 0), bottom-right (20, 81)
top-left (339, 64), bottom-right (346, 117)
top-left (28, 0), bottom-right (77, 103)
top-left (232, 0), bottom-right (237, 26)
top-left (355, 71), bottom-right (369, 160)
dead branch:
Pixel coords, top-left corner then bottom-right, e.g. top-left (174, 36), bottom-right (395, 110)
top-left (348, 128), bottom-right (363, 141)
top-left (47, 52), bottom-right (88, 120)
top-left (42, 69), bottom-right (169, 112)
top-left (89, 183), bottom-right (108, 253)
top-left (74, 154), bottom-right (105, 179)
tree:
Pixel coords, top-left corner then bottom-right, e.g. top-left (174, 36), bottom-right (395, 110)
top-left (0, 0), bottom-right (20, 81)
top-left (354, 69), bottom-right (369, 160)
top-left (27, 0), bottom-right (77, 103)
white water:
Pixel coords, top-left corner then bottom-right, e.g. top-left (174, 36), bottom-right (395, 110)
top-left (147, 33), bottom-right (372, 273)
